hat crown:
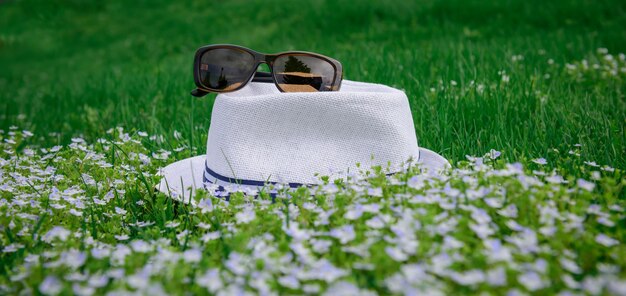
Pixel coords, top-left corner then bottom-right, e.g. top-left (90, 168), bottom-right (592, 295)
top-left (205, 80), bottom-right (420, 184)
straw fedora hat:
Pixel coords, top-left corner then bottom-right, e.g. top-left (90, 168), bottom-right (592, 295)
top-left (157, 80), bottom-right (449, 201)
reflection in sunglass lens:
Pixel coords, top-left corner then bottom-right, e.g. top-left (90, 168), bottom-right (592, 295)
top-left (199, 48), bottom-right (256, 91)
top-left (272, 55), bottom-right (337, 92)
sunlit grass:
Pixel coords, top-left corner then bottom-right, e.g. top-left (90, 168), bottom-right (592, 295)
top-left (0, 0), bottom-right (625, 294)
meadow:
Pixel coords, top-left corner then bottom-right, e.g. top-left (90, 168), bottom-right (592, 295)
top-left (0, 0), bottom-right (625, 294)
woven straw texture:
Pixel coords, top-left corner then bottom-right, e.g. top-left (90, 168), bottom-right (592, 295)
top-left (205, 80), bottom-right (420, 185)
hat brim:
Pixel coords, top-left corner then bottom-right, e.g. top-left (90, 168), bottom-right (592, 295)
top-left (156, 148), bottom-right (450, 203)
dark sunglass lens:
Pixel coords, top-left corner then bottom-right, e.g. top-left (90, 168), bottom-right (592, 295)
top-left (272, 55), bottom-right (337, 92)
top-left (199, 48), bottom-right (256, 91)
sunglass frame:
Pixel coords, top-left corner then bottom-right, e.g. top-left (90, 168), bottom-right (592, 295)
top-left (192, 44), bottom-right (343, 96)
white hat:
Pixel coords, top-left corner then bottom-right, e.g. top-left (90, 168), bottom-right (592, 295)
top-left (157, 80), bottom-right (449, 201)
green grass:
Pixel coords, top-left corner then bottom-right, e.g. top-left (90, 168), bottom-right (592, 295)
top-left (1, 0), bottom-right (626, 294)
top-left (1, 0), bottom-right (625, 166)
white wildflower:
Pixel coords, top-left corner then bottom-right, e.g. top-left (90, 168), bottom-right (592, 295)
top-left (72, 283), bottom-right (95, 296)
top-left (559, 258), bottom-right (582, 274)
top-left (539, 225), bottom-right (557, 237)
top-left (609, 281), bottom-right (626, 296)
top-left (597, 217), bottom-right (615, 227)
top-left (497, 204), bottom-right (518, 218)
top-left (450, 270), bottom-right (485, 286)
top-left (385, 246), bottom-right (408, 262)
top-left (577, 179), bottom-right (595, 191)
top-left (130, 240), bottom-right (152, 253)
top-left (39, 276), bottom-right (63, 295)
top-left (488, 149), bottom-right (502, 159)
top-left (562, 274), bottom-right (581, 289)
top-left (310, 239), bottom-right (332, 254)
top-left (303, 284), bottom-right (321, 294)
top-left (127, 271), bottom-right (149, 289)
top-left (110, 245), bottom-right (131, 265)
top-left (329, 225), bottom-right (356, 244)
top-left (469, 222), bottom-right (494, 239)
top-left (506, 220), bottom-right (526, 232)
top-left (87, 274), bottom-right (108, 288)
top-left (487, 266), bottom-right (507, 286)
top-left (114, 234), bottom-right (129, 241)
top-left (601, 165), bottom-right (615, 172)
top-left (69, 209), bottom-right (83, 217)
top-left (507, 229), bottom-right (539, 254)
top-left (115, 207), bottom-right (127, 215)
top-left (546, 174), bottom-right (567, 184)
top-left (224, 252), bottom-right (248, 276)
top-left (197, 198), bottom-right (213, 213)
top-left (61, 249), bottom-right (86, 269)
top-left (43, 226), bottom-right (71, 243)
top-left (197, 269), bottom-right (223, 293)
top-left (595, 234), bottom-right (619, 247)
top-left (591, 171), bottom-right (601, 180)
top-left (3, 243), bottom-right (23, 253)
top-left (484, 197), bottom-right (503, 208)
top-left (235, 207), bottom-right (256, 224)
top-left (278, 275), bottom-right (300, 289)
top-left (344, 205), bottom-right (363, 220)
top-left (91, 248), bottom-right (110, 259)
top-left (201, 231), bottom-right (221, 242)
top-left (197, 222), bottom-right (212, 230)
top-left (365, 216), bottom-right (385, 229)
top-left (443, 236), bottom-right (464, 250)
top-left (518, 271), bottom-right (545, 291)
top-left (183, 248), bottom-right (202, 263)
top-left (165, 221), bottom-right (180, 228)
top-left (323, 281), bottom-right (375, 296)
top-left (582, 276), bottom-right (605, 295)
top-left (367, 187), bottom-right (383, 197)
top-left (362, 203), bottom-right (380, 213)
top-left (484, 239), bottom-right (512, 262)
top-left (407, 175), bottom-right (426, 190)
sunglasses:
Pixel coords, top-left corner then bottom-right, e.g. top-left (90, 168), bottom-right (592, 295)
top-left (191, 45), bottom-right (343, 97)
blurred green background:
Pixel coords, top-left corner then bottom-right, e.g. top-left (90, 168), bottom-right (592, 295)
top-left (1, 0), bottom-right (625, 166)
